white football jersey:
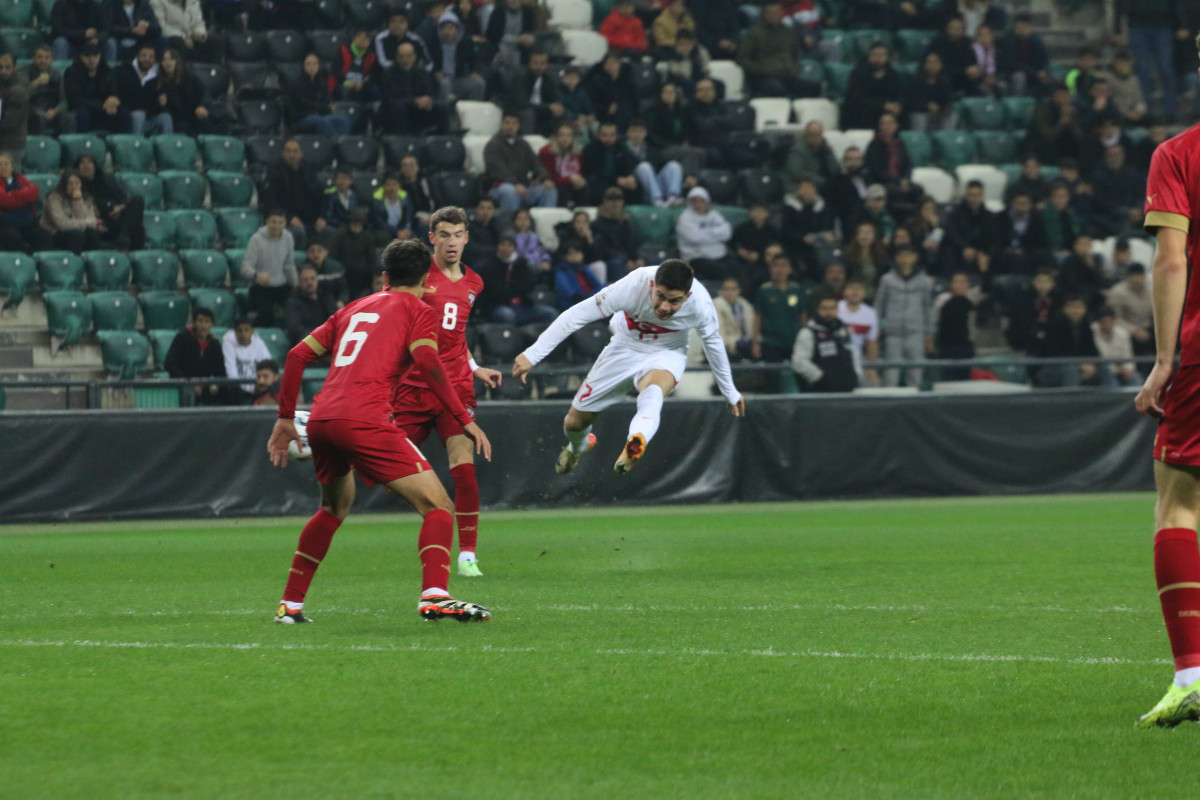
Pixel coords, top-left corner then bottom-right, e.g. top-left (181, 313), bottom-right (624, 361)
top-left (595, 266), bottom-right (720, 354)
top-left (837, 300), bottom-right (879, 356)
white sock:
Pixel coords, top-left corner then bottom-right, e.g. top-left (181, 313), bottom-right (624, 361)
top-left (422, 587), bottom-right (448, 598)
top-left (284, 600), bottom-right (303, 612)
top-left (565, 425), bottom-right (593, 453)
top-left (458, 551), bottom-right (476, 563)
top-left (1174, 667), bottom-right (1200, 688)
top-left (628, 384), bottom-right (664, 444)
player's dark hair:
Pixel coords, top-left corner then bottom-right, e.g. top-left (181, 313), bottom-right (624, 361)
top-left (655, 259), bottom-right (694, 293)
top-left (256, 358), bottom-right (279, 373)
top-left (429, 205), bottom-right (468, 231)
top-left (193, 307), bottom-right (215, 322)
top-left (382, 238), bottom-right (432, 287)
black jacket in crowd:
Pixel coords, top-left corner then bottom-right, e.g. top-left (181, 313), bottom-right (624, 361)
top-left (64, 59), bottom-right (117, 113)
top-left (164, 329), bottom-right (224, 379)
top-left (52, 0), bottom-right (111, 50)
top-left (261, 162), bottom-right (324, 227)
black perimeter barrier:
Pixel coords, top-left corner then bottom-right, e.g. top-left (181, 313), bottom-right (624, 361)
top-left (0, 389), bottom-right (1156, 523)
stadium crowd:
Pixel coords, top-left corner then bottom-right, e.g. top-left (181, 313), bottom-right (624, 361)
top-left (0, 0), bottom-right (1197, 397)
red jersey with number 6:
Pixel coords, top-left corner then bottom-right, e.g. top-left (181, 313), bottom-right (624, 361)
top-left (306, 290), bottom-right (439, 425)
top-left (398, 263), bottom-right (483, 396)
top-left (1145, 125), bottom-right (1200, 366)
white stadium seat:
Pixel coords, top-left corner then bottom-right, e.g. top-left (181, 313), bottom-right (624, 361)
top-left (822, 131), bottom-right (853, 161)
top-left (748, 97), bottom-right (792, 132)
top-left (912, 166), bottom-right (956, 203)
top-left (530, 207), bottom-right (574, 251)
top-left (955, 164), bottom-right (1008, 205)
top-left (523, 134), bottom-right (549, 155)
top-left (560, 30), bottom-right (608, 67)
top-left (708, 60), bottom-right (744, 100)
top-left (792, 98), bottom-right (839, 131)
top-left (842, 129), bottom-right (874, 154)
top-left (545, 0), bottom-right (592, 30)
top-left (455, 100), bottom-right (502, 137)
top-left (462, 134), bottom-right (490, 175)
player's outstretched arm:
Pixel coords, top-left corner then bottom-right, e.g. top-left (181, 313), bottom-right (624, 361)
top-left (698, 320), bottom-right (744, 416)
top-left (268, 337), bottom-right (325, 467)
top-left (267, 419), bottom-right (301, 468)
top-left (516, 295), bottom-right (608, 382)
top-left (413, 343), bottom-right (492, 461)
top-left (461, 422), bottom-right (492, 461)
top-left (1136, 226), bottom-right (1188, 419)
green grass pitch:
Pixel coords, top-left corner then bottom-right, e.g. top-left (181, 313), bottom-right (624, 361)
top-left (2, 494), bottom-right (1197, 799)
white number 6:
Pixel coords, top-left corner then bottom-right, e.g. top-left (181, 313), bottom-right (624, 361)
top-left (334, 312), bottom-right (380, 366)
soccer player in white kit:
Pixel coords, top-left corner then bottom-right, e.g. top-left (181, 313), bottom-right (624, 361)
top-left (512, 260), bottom-right (745, 474)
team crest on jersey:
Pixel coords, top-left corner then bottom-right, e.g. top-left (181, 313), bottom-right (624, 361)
top-left (467, 291), bottom-right (476, 305)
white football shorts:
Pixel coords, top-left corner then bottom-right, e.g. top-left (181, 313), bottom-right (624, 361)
top-left (571, 340), bottom-right (687, 413)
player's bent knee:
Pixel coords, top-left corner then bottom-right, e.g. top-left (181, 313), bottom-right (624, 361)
top-left (564, 407), bottom-right (593, 431)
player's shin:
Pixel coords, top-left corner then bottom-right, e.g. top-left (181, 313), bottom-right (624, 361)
top-left (281, 509), bottom-right (342, 606)
top-left (565, 424), bottom-right (594, 453)
top-left (450, 464), bottom-right (479, 558)
top-left (418, 508), bottom-right (454, 594)
top-left (1154, 528), bottom-right (1200, 681)
top-left (628, 384), bottom-right (664, 444)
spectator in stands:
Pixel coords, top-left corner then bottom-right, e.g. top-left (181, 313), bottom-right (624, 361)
top-left (1108, 261), bottom-right (1153, 356)
top-left (971, 23), bottom-right (999, 96)
top-left (554, 211), bottom-right (608, 278)
top-left (149, 0), bottom-right (215, 63)
top-left (0, 152), bottom-right (53, 254)
top-left (581, 121), bottom-right (639, 205)
top-left (466, 196), bottom-right (503, 265)
top-left (684, 77), bottom-right (754, 170)
top-left (557, 66), bottom-right (595, 132)
top-left (427, 8), bottom-right (486, 101)
top-left (825, 146), bottom-right (869, 238)
top-left (737, 2), bottom-right (818, 98)
top-left (484, 111), bottom-right (557, 212)
top-left (659, 29), bottom-right (711, 96)
top-left (858, 184), bottom-right (895, 243)
top-left (991, 188), bottom-right (1050, 277)
top-left (1027, 85), bottom-right (1086, 167)
top-left (261, 139), bottom-right (323, 249)
top-left (379, 41), bottom-right (447, 135)
top-left (646, 81), bottom-right (687, 150)
top-left (64, 42), bottom-right (129, 133)
top-left (252, 358), bottom-right (281, 406)
top-left (476, 236), bottom-right (557, 324)
top-left (908, 51), bottom-right (957, 133)
top-left (908, 194), bottom-right (948, 274)
top-left (286, 53), bottom-right (351, 139)
top-left (676, 186), bottom-right (734, 281)
top-left (1067, 42), bottom-right (1105, 96)
top-left (1114, 0), bottom-right (1179, 120)
top-left (1041, 181), bottom-right (1082, 258)
top-left (997, 12), bottom-right (1051, 96)
top-left (838, 277), bottom-right (880, 384)
top-left (398, 153), bottom-right (436, 229)
top-left (1104, 50), bottom-right (1146, 124)
top-left (622, 119), bottom-right (683, 208)
top-left (24, 46), bottom-right (71, 137)
top-left (539, 122), bottom-right (588, 208)
top-left (792, 293), bottom-right (860, 393)
top-left (929, 14), bottom-right (981, 96)
top-left (843, 220), bottom-right (887, 298)
top-left (510, 207), bottom-right (551, 274)
top-left (784, 121), bottom-right (840, 192)
top-left (316, 167), bottom-right (361, 236)
top-left (302, 240), bottom-right (347, 305)
top-left (0, 54), bottom-right (28, 173)
top-left (1035, 294), bottom-right (1112, 387)
top-left (817, 257), bottom-right (847, 298)
top-left (849, 0), bottom-right (922, 31)
top-left (1058, 233), bottom-right (1105, 308)
top-left (780, 0), bottom-right (826, 50)
top-left (484, 0), bottom-right (536, 69)
top-left (328, 208), bottom-right (380, 300)
top-left (691, 0), bottom-right (741, 60)
top-left (164, 306), bottom-right (224, 404)
top-left (41, 170), bottom-right (104, 253)
top-left (653, 0), bottom-right (696, 55)
top-left (336, 29), bottom-right (380, 102)
top-left (864, 112), bottom-right (912, 191)
top-left (553, 240), bottom-right (605, 310)
top-left (157, 48), bottom-right (208, 136)
top-left (114, 43), bottom-right (173, 136)
top-left (843, 42), bottom-right (903, 131)
top-left (945, 179), bottom-right (995, 279)
top-left (1089, 144), bottom-right (1143, 236)
top-left (223, 317), bottom-right (273, 402)
top-left (1005, 267), bottom-right (1058, 352)
top-left (752, 253), bottom-right (805, 393)
top-left (107, 0), bottom-right (162, 64)
top-left (376, 9), bottom-right (431, 70)
top-left (592, 187), bottom-right (643, 276)
top-left (1077, 78), bottom-right (1123, 140)
top-left (732, 202), bottom-right (779, 286)
top-left (586, 52), bottom-right (637, 130)
top-left (52, 0), bottom-right (110, 62)
top-left (369, 173), bottom-right (414, 241)
top-left (600, 0), bottom-right (648, 56)
top-left (504, 50), bottom-right (565, 137)
top-left (933, 271), bottom-right (975, 380)
top-left (780, 179), bottom-right (836, 282)
top-left (76, 154), bottom-right (145, 251)
top-left (241, 209), bottom-right (297, 327)
top-left (875, 244), bottom-right (934, 388)
top-left (1092, 305), bottom-right (1138, 386)
top-left (715, 277), bottom-right (755, 361)
top-left (284, 265), bottom-right (338, 345)
top-left (1006, 154), bottom-right (1048, 205)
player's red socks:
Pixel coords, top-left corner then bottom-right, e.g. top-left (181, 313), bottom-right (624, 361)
top-left (1154, 528), bottom-right (1200, 670)
top-left (282, 509), bottom-right (342, 604)
top-left (450, 464), bottom-right (480, 554)
top-left (418, 509), bottom-right (454, 592)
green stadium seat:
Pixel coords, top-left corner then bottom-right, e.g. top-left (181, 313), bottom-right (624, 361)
top-left (0, 0), bottom-right (35, 26)
top-left (207, 171), bottom-right (254, 207)
top-left (43, 290), bottom-right (92, 347)
top-left (58, 133), bottom-right (106, 167)
top-left (25, 171), bottom-right (58, 200)
top-left (896, 28), bottom-right (934, 63)
top-left (225, 249), bottom-right (247, 285)
top-left (89, 290), bottom-right (139, 331)
top-left (179, 249), bottom-right (228, 287)
top-left (187, 288), bottom-right (235, 328)
top-left (151, 134), bottom-right (199, 170)
top-left (257, 327), bottom-right (290, 362)
top-left (147, 328), bottom-right (177, 370)
top-left (714, 204), bottom-right (750, 228)
top-left (899, 130), bottom-right (932, 167)
top-left (197, 135), bottom-right (246, 171)
top-left (1125, 127), bottom-right (1150, 144)
top-left (214, 206), bottom-right (260, 248)
top-left (98, 330), bottom-right (151, 379)
top-left (82, 250), bottom-right (132, 290)
top-left (0, 27), bottom-right (42, 58)
top-left (931, 131), bottom-right (977, 171)
top-left (139, 291), bottom-right (190, 330)
top-left (626, 205), bottom-right (672, 247)
top-left (159, 170), bottom-right (207, 209)
top-left (292, 250), bottom-right (307, 269)
top-left (972, 131), bottom-right (1019, 165)
top-left (977, 354), bottom-right (1027, 384)
top-left (22, 135), bottom-right (60, 172)
top-left (823, 62), bottom-right (852, 100)
top-left (997, 163), bottom-right (1022, 187)
top-left (234, 285), bottom-right (250, 315)
top-left (302, 366), bottom-right (327, 402)
top-left (797, 59), bottom-right (824, 89)
top-left (958, 98), bottom-right (1008, 130)
top-left (118, 172), bottom-right (164, 210)
top-left (845, 29), bottom-right (892, 62)
top-left (142, 210), bottom-right (177, 250)
top-left (35, 250), bottom-right (84, 290)
top-left (107, 134), bottom-right (155, 171)
top-left (169, 209), bottom-right (216, 248)
top-left (1002, 96), bottom-right (1036, 128)
top-left (0, 251), bottom-right (37, 309)
top-left (129, 249), bottom-right (180, 290)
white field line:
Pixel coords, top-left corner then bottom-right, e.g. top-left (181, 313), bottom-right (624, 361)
top-left (0, 637), bottom-right (1168, 666)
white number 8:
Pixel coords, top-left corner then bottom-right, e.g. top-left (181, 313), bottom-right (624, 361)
top-left (442, 302), bottom-right (458, 330)
top-left (334, 312), bottom-right (380, 366)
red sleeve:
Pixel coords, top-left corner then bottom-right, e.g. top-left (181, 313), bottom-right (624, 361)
top-left (0, 176), bottom-right (38, 210)
top-left (1144, 142), bottom-right (1191, 234)
top-left (276, 341), bottom-right (323, 419)
top-left (412, 344), bottom-right (474, 428)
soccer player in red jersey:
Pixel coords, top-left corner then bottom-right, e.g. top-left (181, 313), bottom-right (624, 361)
top-left (1133, 38), bottom-right (1200, 726)
top-left (391, 206), bottom-right (501, 578)
top-left (266, 239), bottom-right (493, 624)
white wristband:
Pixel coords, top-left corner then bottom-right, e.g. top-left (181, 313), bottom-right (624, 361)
top-left (468, 357), bottom-right (479, 372)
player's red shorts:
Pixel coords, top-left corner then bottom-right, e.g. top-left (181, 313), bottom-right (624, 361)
top-left (306, 418), bottom-right (432, 486)
top-left (391, 382), bottom-right (476, 446)
top-left (1157, 366), bottom-right (1200, 466)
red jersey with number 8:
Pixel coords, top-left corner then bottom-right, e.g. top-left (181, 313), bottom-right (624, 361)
top-left (398, 264), bottom-right (483, 394)
top-left (306, 290), bottom-right (439, 425)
